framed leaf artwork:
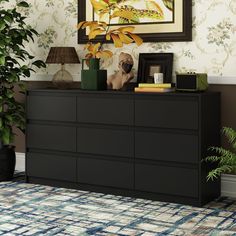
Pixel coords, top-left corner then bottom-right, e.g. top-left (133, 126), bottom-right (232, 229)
top-left (78, 0), bottom-right (192, 43)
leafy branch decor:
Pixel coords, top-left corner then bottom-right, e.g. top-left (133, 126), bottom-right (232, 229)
top-left (77, 0), bottom-right (143, 60)
top-left (77, 0), bottom-right (143, 90)
top-left (0, 0), bottom-right (46, 181)
top-left (204, 127), bottom-right (236, 181)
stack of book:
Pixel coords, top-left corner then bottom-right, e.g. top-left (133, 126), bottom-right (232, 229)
top-left (134, 83), bottom-right (174, 93)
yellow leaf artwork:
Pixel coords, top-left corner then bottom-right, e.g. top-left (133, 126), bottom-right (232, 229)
top-left (77, 0), bottom-right (144, 59)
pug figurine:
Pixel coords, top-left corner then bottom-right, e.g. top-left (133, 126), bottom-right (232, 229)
top-left (107, 52), bottom-right (134, 90)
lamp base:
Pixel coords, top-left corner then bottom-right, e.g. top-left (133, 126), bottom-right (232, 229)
top-left (52, 66), bottom-right (73, 89)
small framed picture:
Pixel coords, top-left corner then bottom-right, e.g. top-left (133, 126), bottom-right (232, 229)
top-left (137, 53), bottom-right (174, 83)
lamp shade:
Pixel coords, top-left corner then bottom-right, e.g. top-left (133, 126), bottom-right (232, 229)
top-left (45, 47), bottom-right (80, 64)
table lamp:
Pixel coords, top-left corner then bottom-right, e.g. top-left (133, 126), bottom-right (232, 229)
top-left (46, 47), bottom-right (80, 88)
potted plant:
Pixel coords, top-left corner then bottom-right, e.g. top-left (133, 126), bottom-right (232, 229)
top-left (204, 127), bottom-right (236, 181)
top-left (77, 0), bottom-right (143, 90)
top-left (0, 0), bottom-right (46, 181)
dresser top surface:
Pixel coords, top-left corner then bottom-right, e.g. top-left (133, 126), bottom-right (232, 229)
top-left (27, 88), bottom-right (220, 97)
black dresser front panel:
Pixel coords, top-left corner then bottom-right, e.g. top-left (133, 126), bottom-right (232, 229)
top-left (27, 94), bottom-right (76, 122)
top-left (135, 130), bottom-right (198, 164)
top-left (135, 96), bottom-right (198, 130)
top-left (27, 153), bottom-right (77, 182)
top-left (77, 156), bottom-right (134, 189)
top-left (77, 126), bottom-right (134, 158)
top-left (77, 94), bottom-right (134, 125)
top-left (26, 90), bottom-right (221, 206)
top-left (135, 163), bottom-right (198, 198)
top-left (27, 124), bottom-right (76, 152)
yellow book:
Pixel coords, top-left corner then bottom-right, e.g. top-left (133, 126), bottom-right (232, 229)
top-left (134, 87), bottom-right (174, 93)
top-left (138, 83), bottom-right (172, 88)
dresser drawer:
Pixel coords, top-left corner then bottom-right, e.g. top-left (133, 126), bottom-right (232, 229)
top-left (27, 124), bottom-right (76, 152)
top-left (27, 153), bottom-right (76, 182)
top-left (27, 95), bottom-right (76, 122)
top-left (77, 126), bottom-right (134, 157)
top-left (77, 94), bottom-right (134, 125)
top-left (135, 130), bottom-right (198, 164)
top-left (135, 96), bottom-right (198, 130)
top-left (78, 156), bottom-right (134, 189)
top-left (135, 163), bottom-right (198, 198)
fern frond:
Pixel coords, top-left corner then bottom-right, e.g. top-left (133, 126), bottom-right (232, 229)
top-left (205, 127), bottom-right (236, 180)
top-left (204, 155), bottom-right (223, 163)
top-left (222, 127), bottom-right (236, 150)
top-left (207, 165), bottom-right (234, 181)
top-left (206, 148), bottom-right (236, 165)
top-left (210, 146), bottom-right (235, 158)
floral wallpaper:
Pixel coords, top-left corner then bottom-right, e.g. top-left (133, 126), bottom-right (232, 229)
top-left (4, 0), bottom-right (236, 81)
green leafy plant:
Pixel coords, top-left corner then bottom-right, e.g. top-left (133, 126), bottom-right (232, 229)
top-left (0, 0), bottom-right (46, 146)
top-left (204, 127), bottom-right (236, 181)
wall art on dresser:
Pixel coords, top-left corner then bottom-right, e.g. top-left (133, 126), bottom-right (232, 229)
top-left (137, 53), bottom-right (174, 83)
top-left (78, 0), bottom-right (192, 43)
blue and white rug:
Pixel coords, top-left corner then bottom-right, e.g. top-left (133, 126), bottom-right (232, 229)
top-left (0, 181), bottom-right (236, 235)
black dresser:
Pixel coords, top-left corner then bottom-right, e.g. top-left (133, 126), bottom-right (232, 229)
top-left (26, 89), bottom-right (221, 206)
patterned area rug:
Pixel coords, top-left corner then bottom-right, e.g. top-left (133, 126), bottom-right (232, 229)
top-left (0, 180), bottom-right (236, 236)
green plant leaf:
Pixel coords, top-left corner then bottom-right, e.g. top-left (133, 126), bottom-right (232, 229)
top-left (18, 82), bottom-right (26, 92)
top-left (5, 115), bottom-right (13, 123)
top-left (32, 60), bottom-right (46, 68)
top-left (1, 126), bottom-right (11, 145)
top-left (17, 1), bottom-right (29, 8)
top-left (22, 68), bottom-right (30, 77)
top-left (4, 14), bottom-right (13, 23)
top-left (0, 0), bottom-right (9, 4)
top-left (0, 21), bottom-right (6, 31)
top-left (7, 74), bottom-right (17, 83)
top-left (6, 89), bottom-right (14, 98)
top-left (29, 28), bottom-right (39, 36)
top-left (0, 54), bottom-right (5, 65)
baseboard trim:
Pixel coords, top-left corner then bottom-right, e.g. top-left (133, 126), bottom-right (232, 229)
top-left (15, 153), bottom-right (236, 198)
top-left (15, 152), bottom-right (25, 172)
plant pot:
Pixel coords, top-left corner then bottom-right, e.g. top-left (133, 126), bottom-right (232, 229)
top-left (81, 58), bottom-right (107, 90)
top-left (0, 146), bottom-right (16, 181)
top-left (221, 174), bottom-right (236, 198)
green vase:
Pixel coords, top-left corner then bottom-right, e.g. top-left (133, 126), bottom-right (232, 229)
top-left (81, 58), bottom-right (107, 90)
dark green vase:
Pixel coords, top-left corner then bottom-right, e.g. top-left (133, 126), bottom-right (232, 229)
top-left (81, 58), bottom-right (107, 90)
